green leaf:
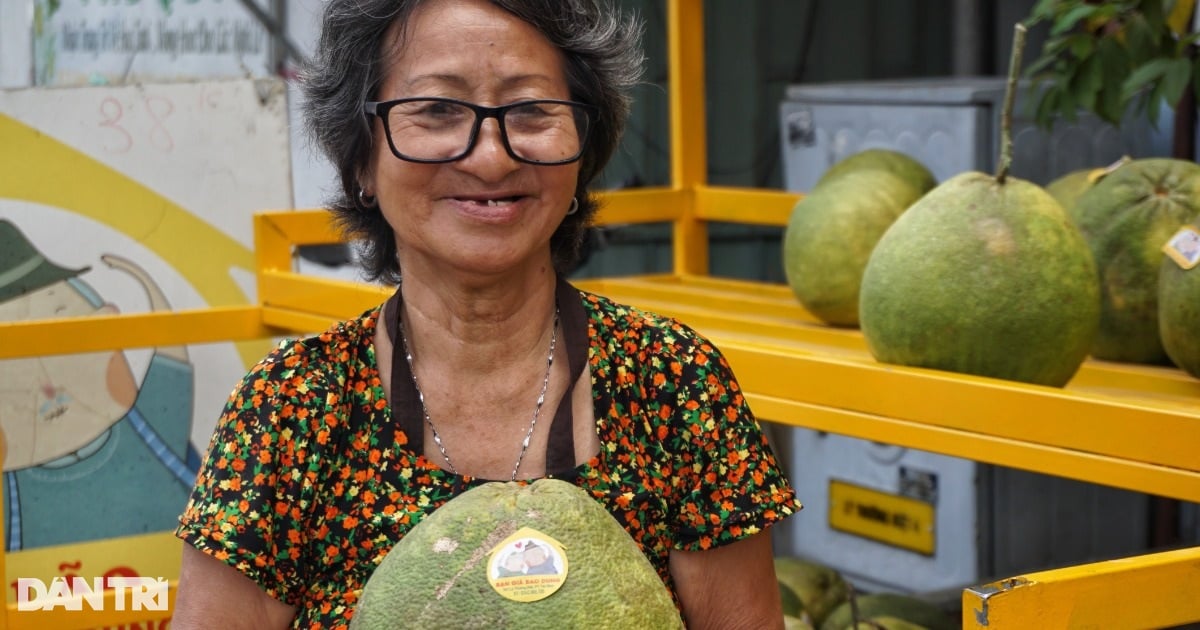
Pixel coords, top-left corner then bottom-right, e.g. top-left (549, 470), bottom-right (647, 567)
top-left (1025, 52), bottom-right (1060, 78)
top-left (1042, 35), bottom-right (1074, 57)
top-left (1138, 0), bottom-right (1167, 30)
top-left (1052, 4), bottom-right (1103, 35)
top-left (1123, 14), bottom-right (1162, 64)
top-left (1097, 80), bottom-right (1126, 125)
top-left (1035, 86), bottom-right (1063, 129)
top-left (1073, 54), bottom-right (1105, 110)
top-left (1176, 31), bottom-right (1200, 54)
top-left (1121, 57), bottom-right (1175, 99)
top-left (1146, 76), bottom-right (1167, 125)
top-left (1097, 35), bottom-right (1133, 78)
top-left (1059, 82), bottom-right (1081, 120)
top-left (1068, 34), bottom-right (1096, 59)
top-left (1160, 57), bottom-right (1193, 107)
top-left (1027, 0), bottom-right (1065, 25)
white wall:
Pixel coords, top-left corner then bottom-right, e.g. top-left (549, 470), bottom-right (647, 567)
top-left (283, 0), bottom-right (336, 211)
top-left (0, 0), bottom-right (34, 88)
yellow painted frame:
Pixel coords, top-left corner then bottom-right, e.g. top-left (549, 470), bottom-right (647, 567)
top-left (963, 546), bottom-right (1200, 629)
top-left (0, 1), bottom-right (1197, 627)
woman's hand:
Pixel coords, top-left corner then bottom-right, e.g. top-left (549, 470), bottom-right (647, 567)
top-left (172, 545), bottom-right (297, 629)
top-left (669, 531), bottom-right (785, 630)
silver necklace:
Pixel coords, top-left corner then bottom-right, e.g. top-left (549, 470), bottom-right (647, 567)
top-left (399, 306), bottom-right (559, 481)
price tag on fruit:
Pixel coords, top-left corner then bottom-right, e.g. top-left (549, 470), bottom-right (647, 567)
top-left (1163, 226), bottom-right (1200, 270)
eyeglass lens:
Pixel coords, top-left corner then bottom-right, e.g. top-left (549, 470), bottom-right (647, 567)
top-left (384, 100), bottom-right (586, 163)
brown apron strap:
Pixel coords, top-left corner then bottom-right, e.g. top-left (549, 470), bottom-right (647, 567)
top-left (545, 275), bottom-right (589, 475)
top-left (385, 288), bottom-right (426, 454)
top-left (385, 275), bottom-right (588, 477)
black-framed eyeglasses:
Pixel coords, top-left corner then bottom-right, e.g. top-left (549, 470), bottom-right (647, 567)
top-left (363, 97), bottom-right (597, 165)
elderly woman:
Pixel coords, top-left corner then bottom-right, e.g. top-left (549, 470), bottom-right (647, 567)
top-left (172, 0), bottom-right (799, 628)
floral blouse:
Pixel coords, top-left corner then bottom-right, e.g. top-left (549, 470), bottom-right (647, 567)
top-left (176, 282), bottom-right (799, 629)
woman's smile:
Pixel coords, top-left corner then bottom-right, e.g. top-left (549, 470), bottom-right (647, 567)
top-left (447, 193), bottom-right (530, 223)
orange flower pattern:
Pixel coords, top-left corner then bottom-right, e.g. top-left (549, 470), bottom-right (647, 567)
top-left (176, 289), bottom-right (798, 628)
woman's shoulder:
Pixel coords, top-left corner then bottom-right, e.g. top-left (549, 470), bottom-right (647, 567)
top-left (243, 304), bottom-right (383, 387)
top-left (577, 287), bottom-right (714, 353)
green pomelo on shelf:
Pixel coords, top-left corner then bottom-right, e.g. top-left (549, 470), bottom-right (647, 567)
top-left (1045, 169), bottom-right (1096, 212)
top-left (780, 580), bottom-right (808, 618)
top-left (775, 556), bottom-right (850, 625)
top-left (852, 616), bottom-right (930, 630)
top-left (817, 148), bottom-right (937, 193)
top-left (783, 170), bottom-right (929, 326)
top-left (350, 479), bottom-right (683, 630)
top-left (1044, 156), bottom-right (1130, 212)
top-left (859, 171), bottom-right (1100, 387)
top-left (820, 594), bottom-right (954, 630)
top-left (1159, 220), bottom-right (1200, 378)
top-left (1070, 157), bottom-right (1200, 364)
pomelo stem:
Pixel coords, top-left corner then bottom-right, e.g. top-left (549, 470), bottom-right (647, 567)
top-left (997, 23), bottom-right (1027, 184)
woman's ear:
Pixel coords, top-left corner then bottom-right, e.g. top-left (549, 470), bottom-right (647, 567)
top-left (356, 167), bottom-right (379, 209)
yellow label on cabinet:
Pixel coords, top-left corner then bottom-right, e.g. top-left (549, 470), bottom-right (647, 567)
top-left (828, 479), bottom-right (935, 556)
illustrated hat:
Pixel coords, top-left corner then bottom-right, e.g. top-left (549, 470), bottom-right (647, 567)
top-left (0, 219), bottom-right (90, 304)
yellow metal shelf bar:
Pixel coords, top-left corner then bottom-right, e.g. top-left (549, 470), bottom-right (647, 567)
top-left (0, 306), bottom-right (275, 359)
top-left (593, 187), bottom-right (685, 225)
top-left (261, 306), bottom-right (360, 337)
top-left (259, 270), bottom-right (393, 321)
top-left (667, 0), bottom-right (707, 275)
top-left (962, 546), bottom-right (1200, 629)
top-left (575, 275), bottom-right (1200, 401)
top-left (751, 393), bottom-right (1200, 503)
top-left (256, 208), bottom-right (341, 246)
top-left (695, 185), bottom-right (801, 226)
top-left (722, 343), bottom-right (1200, 476)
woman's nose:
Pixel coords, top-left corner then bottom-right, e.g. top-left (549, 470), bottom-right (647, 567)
top-left (457, 118), bottom-right (520, 178)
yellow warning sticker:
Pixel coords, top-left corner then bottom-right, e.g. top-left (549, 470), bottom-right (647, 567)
top-left (828, 479), bottom-right (935, 556)
top-left (486, 527), bottom-right (569, 602)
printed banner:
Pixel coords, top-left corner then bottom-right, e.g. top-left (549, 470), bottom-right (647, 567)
top-left (33, 0), bottom-right (273, 86)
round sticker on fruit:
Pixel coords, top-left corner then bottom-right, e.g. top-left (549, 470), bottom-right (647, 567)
top-left (487, 527), bottom-right (568, 602)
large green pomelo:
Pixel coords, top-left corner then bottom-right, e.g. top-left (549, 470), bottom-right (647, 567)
top-left (817, 149), bottom-right (937, 193)
top-left (1159, 220), bottom-right (1200, 378)
top-left (774, 556), bottom-right (849, 625)
top-left (859, 171), bottom-right (1100, 387)
top-left (1044, 156), bottom-right (1130, 213)
top-left (1045, 168), bottom-right (1096, 212)
top-left (1070, 158), bottom-right (1200, 363)
top-left (819, 594), bottom-right (954, 630)
top-left (779, 580), bottom-right (808, 618)
top-left (783, 171), bottom-right (928, 326)
top-left (351, 479), bottom-right (683, 629)
top-left (851, 616), bottom-right (930, 630)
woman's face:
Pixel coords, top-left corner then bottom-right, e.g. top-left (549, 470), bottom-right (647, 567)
top-left (367, 0), bottom-right (581, 279)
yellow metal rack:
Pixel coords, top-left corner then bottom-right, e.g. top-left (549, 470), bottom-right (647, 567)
top-left (0, 1), bottom-right (1197, 628)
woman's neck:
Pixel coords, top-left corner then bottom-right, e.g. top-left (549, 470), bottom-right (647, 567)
top-left (396, 265), bottom-right (559, 373)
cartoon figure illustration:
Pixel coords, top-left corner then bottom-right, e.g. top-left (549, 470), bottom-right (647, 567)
top-left (521, 542), bottom-right (560, 576)
top-left (495, 551), bottom-right (526, 578)
top-left (0, 219), bottom-right (199, 550)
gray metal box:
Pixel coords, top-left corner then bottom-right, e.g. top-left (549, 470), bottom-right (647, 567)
top-left (779, 76), bottom-right (1172, 191)
top-left (772, 432), bottom-right (1152, 595)
top-left (773, 77), bottom-right (1171, 595)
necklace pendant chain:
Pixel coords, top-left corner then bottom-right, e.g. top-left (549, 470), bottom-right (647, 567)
top-left (400, 306), bottom-right (560, 482)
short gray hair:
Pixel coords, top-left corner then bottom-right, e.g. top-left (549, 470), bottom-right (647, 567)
top-left (300, 0), bottom-right (645, 283)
